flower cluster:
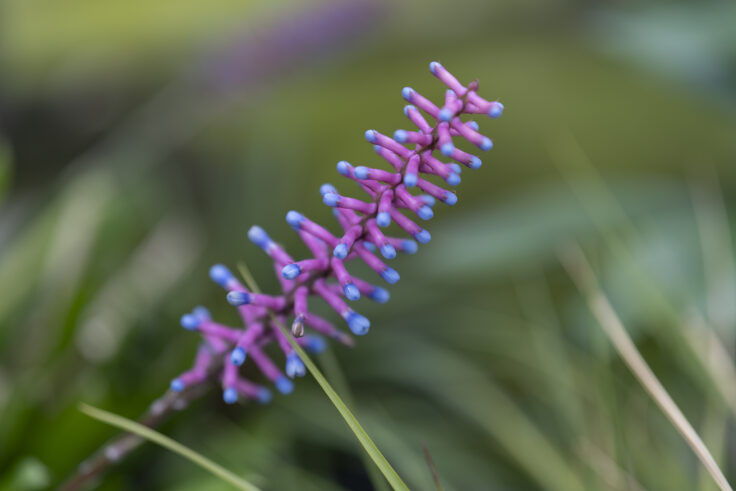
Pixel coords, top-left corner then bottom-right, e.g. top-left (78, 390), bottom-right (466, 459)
top-left (171, 62), bottom-right (503, 404)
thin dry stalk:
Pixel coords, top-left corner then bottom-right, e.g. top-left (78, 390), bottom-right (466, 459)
top-left (560, 243), bottom-right (732, 491)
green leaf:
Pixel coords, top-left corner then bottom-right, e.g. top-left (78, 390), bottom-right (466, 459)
top-left (79, 403), bottom-right (261, 491)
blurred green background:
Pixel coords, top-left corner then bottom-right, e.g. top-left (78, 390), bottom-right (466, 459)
top-left (1, 0), bottom-right (736, 489)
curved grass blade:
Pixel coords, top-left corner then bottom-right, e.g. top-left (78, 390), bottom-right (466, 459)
top-left (79, 403), bottom-right (261, 491)
top-left (237, 262), bottom-right (409, 491)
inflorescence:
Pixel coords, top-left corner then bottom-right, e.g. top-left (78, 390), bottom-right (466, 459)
top-left (171, 62), bottom-right (503, 404)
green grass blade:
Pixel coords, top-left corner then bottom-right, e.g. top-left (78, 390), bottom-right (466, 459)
top-left (237, 263), bottom-right (409, 491)
top-left (79, 403), bottom-right (261, 491)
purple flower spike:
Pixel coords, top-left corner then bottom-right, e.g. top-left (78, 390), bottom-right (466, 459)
top-left (172, 61), bottom-right (502, 404)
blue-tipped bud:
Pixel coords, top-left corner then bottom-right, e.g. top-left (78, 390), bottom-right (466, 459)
top-left (333, 243), bottom-right (348, 259)
top-left (193, 306), bottom-right (211, 321)
top-left (363, 241), bottom-right (376, 251)
top-left (467, 121), bottom-right (480, 131)
top-left (376, 211), bottom-right (391, 227)
top-left (344, 283), bottom-right (360, 301)
top-left (226, 291), bottom-right (251, 306)
top-left (403, 104), bottom-right (416, 116)
top-left (480, 137), bottom-right (493, 151)
top-left (429, 61), bottom-right (441, 74)
top-left (393, 129), bottom-right (408, 143)
top-left (401, 87), bottom-right (414, 101)
top-left (346, 311), bottom-right (370, 335)
top-left (248, 226), bottom-right (270, 248)
top-left (370, 287), bottom-right (390, 304)
top-left (404, 173), bottom-right (417, 188)
top-left (336, 161), bottom-right (351, 175)
top-left (381, 267), bottom-right (400, 284)
top-left (353, 166), bottom-right (369, 179)
top-left (170, 378), bottom-right (184, 392)
top-left (446, 173), bottom-right (461, 186)
top-left (320, 183), bottom-right (337, 196)
top-left (285, 353), bottom-right (306, 378)
top-left (373, 144), bottom-right (382, 153)
top-left (257, 388), bottom-right (272, 404)
top-left (323, 193), bottom-right (339, 207)
top-left (488, 102), bottom-right (504, 118)
top-left (441, 143), bottom-right (455, 156)
top-left (402, 240), bottom-right (418, 254)
top-left (304, 335), bottom-right (327, 353)
top-left (180, 314), bottom-right (200, 331)
top-left (281, 263), bottom-right (301, 280)
top-left (275, 376), bottom-right (294, 395)
top-left (443, 193), bottom-right (458, 206)
top-left (286, 210), bottom-right (304, 228)
top-left (223, 387), bottom-right (238, 404)
top-left (439, 108), bottom-right (453, 122)
top-left (418, 206), bottom-right (434, 220)
top-left (365, 130), bottom-right (377, 142)
top-left (450, 163), bottom-right (462, 174)
top-left (469, 156), bottom-right (482, 169)
top-left (420, 195), bottom-right (436, 207)
top-left (209, 264), bottom-right (234, 287)
top-left (380, 244), bottom-right (396, 259)
top-left (414, 229), bottom-right (431, 244)
top-left (230, 347), bottom-right (246, 366)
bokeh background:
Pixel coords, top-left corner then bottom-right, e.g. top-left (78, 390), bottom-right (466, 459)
top-left (1, 0), bottom-right (736, 489)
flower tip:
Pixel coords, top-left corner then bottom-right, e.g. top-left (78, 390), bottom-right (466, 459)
top-left (322, 193), bottom-right (339, 207)
top-left (275, 376), bottom-right (294, 395)
top-left (223, 387), bottom-right (238, 404)
top-left (376, 211), bottom-right (391, 228)
top-left (257, 388), bottom-right (272, 404)
top-left (401, 87), bottom-right (414, 101)
top-left (381, 267), bottom-right (400, 284)
top-left (467, 121), bottom-right (480, 131)
top-left (418, 205), bottom-right (434, 221)
top-left (420, 195), bottom-right (436, 207)
top-left (180, 314), bottom-right (200, 331)
top-left (304, 335), bottom-right (327, 353)
top-left (393, 129), bottom-right (408, 143)
top-left (365, 129), bottom-right (377, 143)
top-left (403, 104), bottom-right (416, 116)
top-left (230, 347), bottom-right (247, 366)
top-left (192, 306), bottom-right (211, 320)
top-left (209, 264), bottom-right (233, 287)
top-left (488, 102), bottom-right (504, 118)
top-left (346, 311), bottom-right (370, 335)
top-left (450, 163), bottom-right (462, 174)
top-left (414, 229), bottom-right (431, 244)
top-left (402, 239), bottom-right (418, 254)
top-left (370, 286), bottom-right (390, 304)
top-left (320, 183), bottom-right (337, 196)
top-left (480, 137), bottom-right (493, 151)
top-left (226, 290), bottom-right (251, 306)
top-left (443, 193), bottom-right (458, 206)
top-left (281, 263), bottom-right (301, 280)
top-left (404, 172), bottom-right (417, 188)
top-left (440, 143), bottom-right (455, 157)
top-left (286, 353), bottom-right (306, 378)
top-left (344, 283), bottom-right (361, 301)
top-left (170, 378), bottom-right (184, 392)
top-left (336, 160), bottom-right (351, 176)
top-left (446, 173), bottom-right (461, 186)
top-left (469, 156), bottom-right (482, 169)
top-left (353, 166), bottom-right (369, 179)
top-left (438, 107), bottom-right (453, 122)
top-left (380, 244), bottom-right (397, 259)
top-left (247, 226), bottom-right (270, 248)
top-left (285, 210), bottom-right (304, 228)
top-left (429, 61), bottom-right (441, 74)
top-left (333, 243), bottom-right (348, 259)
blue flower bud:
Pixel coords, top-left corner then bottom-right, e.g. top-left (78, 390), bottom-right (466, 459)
top-left (480, 137), bottom-right (493, 151)
top-left (380, 244), bottom-right (396, 259)
top-left (370, 287), bottom-right (390, 304)
top-left (446, 173), bottom-right (461, 186)
top-left (209, 264), bottom-right (233, 287)
top-left (336, 161), bottom-right (351, 175)
top-left (401, 87), bottom-right (414, 101)
top-left (441, 143), bottom-right (455, 156)
top-left (443, 193), bottom-right (458, 206)
top-left (353, 166), bottom-right (369, 179)
top-left (323, 193), bottom-right (339, 207)
top-left (404, 173), bottom-right (417, 187)
top-left (286, 210), bottom-right (304, 228)
top-left (346, 311), bottom-right (370, 335)
top-left (257, 388), bottom-right (272, 404)
top-left (170, 378), bottom-right (184, 392)
top-left (414, 229), bottom-right (431, 243)
top-left (226, 291), bottom-right (251, 306)
top-left (418, 205), bottom-right (434, 220)
top-left (320, 183), bottom-right (337, 196)
top-left (192, 306), bottom-right (211, 321)
top-left (223, 387), bottom-right (238, 404)
top-left (403, 104), bottom-right (416, 116)
top-left (281, 263), bottom-right (301, 280)
top-left (467, 121), bottom-right (479, 131)
top-left (230, 347), bottom-right (246, 366)
top-left (488, 102), bottom-right (504, 118)
top-left (333, 243), bottom-right (348, 259)
top-left (304, 335), bottom-right (327, 353)
top-left (420, 195), bottom-right (436, 207)
top-left (401, 240), bottom-right (418, 254)
top-left (381, 267), bottom-right (400, 284)
top-left (365, 130), bottom-right (377, 142)
top-left (429, 61), bottom-right (441, 74)
top-left (248, 226), bottom-right (270, 248)
top-left (285, 353), bottom-right (306, 378)
top-left (439, 108), bottom-right (453, 122)
top-left (376, 211), bottom-right (391, 228)
top-left (393, 129), bottom-right (408, 143)
top-left (180, 314), bottom-right (200, 331)
top-left (344, 283), bottom-right (360, 301)
top-left (275, 376), bottom-right (294, 394)
top-left (469, 156), bottom-right (482, 169)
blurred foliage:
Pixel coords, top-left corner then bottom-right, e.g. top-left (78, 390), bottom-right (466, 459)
top-left (1, 0), bottom-right (736, 489)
